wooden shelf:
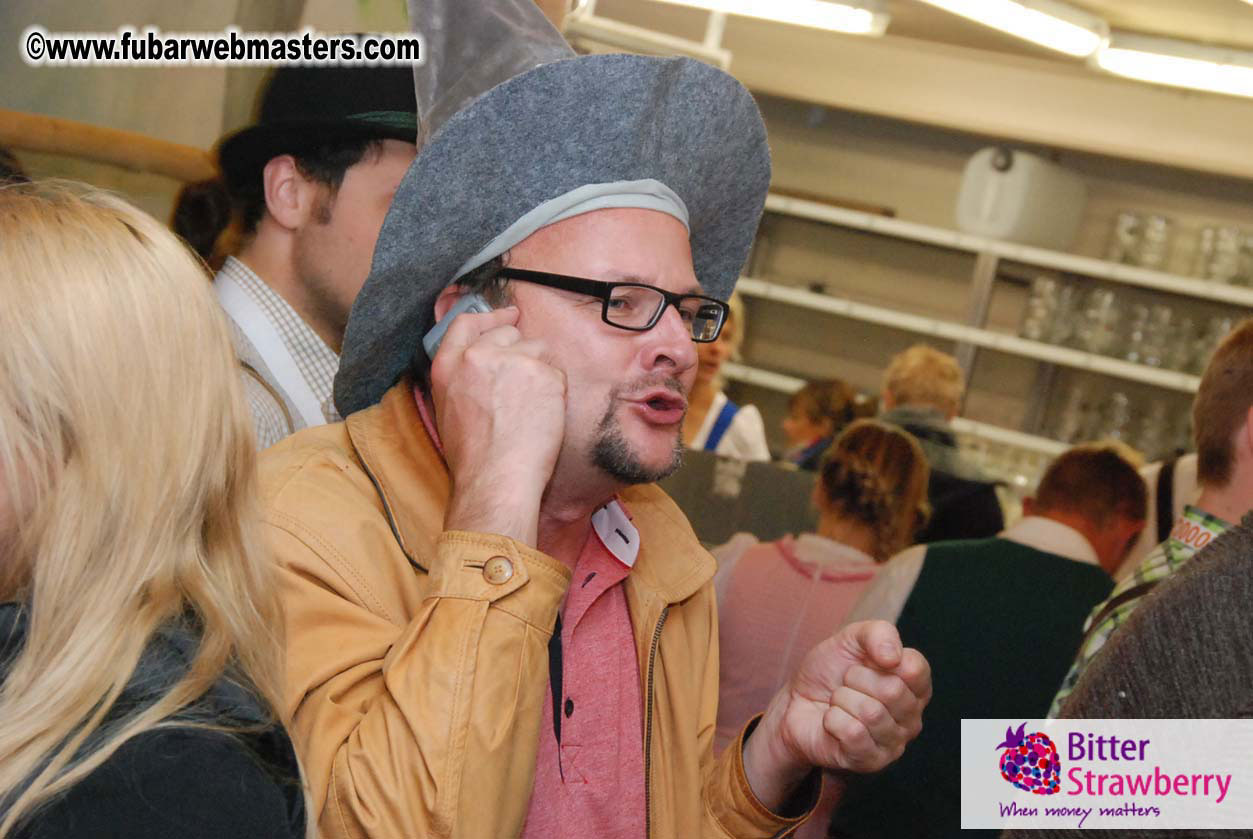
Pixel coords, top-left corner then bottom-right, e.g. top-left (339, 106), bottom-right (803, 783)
top-left (736, 277), bottom-right (1202, 394)
top-left (721, 361), bottom-right (1068, 458)
top-left (763, 193), bottom-right (1253, 309)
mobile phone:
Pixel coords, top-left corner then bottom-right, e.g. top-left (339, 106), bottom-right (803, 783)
top-left (422, 293), bottom-right (493, 360)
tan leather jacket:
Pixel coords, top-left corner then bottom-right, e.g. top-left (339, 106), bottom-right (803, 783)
top-left (260, 381), bottom-right (812, 839)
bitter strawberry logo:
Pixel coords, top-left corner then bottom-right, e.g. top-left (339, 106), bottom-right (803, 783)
top-left (996, 722), bottom-right (1061, 795)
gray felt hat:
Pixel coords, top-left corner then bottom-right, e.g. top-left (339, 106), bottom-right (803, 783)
top-left (333, 17), bottom-right (771, 416)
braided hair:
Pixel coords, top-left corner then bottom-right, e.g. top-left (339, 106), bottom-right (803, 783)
top-left (818, 419), bottom-right (931, 560)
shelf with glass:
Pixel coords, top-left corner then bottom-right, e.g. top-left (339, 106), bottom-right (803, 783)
top-left (763, 193), bottom-right (1253, 309)
top-left (722, 359), bottom-right (1068, 459)
top-left (735, 276), bottom-right (1202, 394)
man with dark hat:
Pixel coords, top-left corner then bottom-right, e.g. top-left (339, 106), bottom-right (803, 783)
top-left (214, 64), bottom-right (417, 448)
top-left (258, 4), bottom-right (931, 838)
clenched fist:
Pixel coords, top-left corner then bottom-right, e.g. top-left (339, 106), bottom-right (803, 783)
top-left (742, 620), bottom-right (931, 811)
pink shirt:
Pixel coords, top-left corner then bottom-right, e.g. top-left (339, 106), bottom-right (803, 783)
top-left (414, 388), bottom-right (646, 837)
top-left (713, 534), bottom-right (879, 754)
top-left (521, 504), bottom-right (646, 838)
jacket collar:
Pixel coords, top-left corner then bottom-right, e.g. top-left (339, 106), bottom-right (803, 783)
top-left (347, 380), bottom-right (713, 604)
top-left (346, 381), bottom-right (451, 572)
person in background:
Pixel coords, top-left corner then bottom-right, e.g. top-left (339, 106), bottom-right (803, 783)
top-left (1115, 452), bottom-right (1199, 581)
top-left (782, 378), bottom-right (863, 470)
top-left (879, 343), bottom-right (1004, 542)
top-left (713, 420), bottom-right (930, 839)
top-left (682, 291), bottom-right (771, 461)
top-left (1050, 318), bottom-right (1253, 716)
top-left (1004, 511), bottom-right (1253, 839)
top-left (170, 178), bottom-right (235, 273)
top-left (0, 182), bottom-right (305, 839)
top-left (213, 64), bottom-right (418, 448)
top-left (835, 442), bottom-right (1146, 839)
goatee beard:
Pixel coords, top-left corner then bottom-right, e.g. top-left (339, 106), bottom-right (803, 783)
top-left (591, 377), bottom-right (686, 485)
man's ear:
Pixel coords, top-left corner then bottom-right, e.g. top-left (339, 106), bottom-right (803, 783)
top-left (1113, 516), bottom-right (1147, 570)
top-left (261, 155), bottom-right (318, 231)
top-left (433, 284), bottom-right (466, 322)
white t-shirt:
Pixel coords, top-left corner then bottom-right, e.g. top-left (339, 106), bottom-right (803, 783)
top-left (687, 391), bottom-right (770, 462)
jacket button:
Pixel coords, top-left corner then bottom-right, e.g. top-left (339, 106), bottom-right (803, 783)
top-left (483, 556), bottom-right (514, 585)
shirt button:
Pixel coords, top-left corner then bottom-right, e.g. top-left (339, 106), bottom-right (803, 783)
top-left (564, 698), bottom-right (574, 718)
top-left (483, 556), bottom-right (514, 585)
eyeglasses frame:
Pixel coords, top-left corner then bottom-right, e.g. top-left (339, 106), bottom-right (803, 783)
top-left (497, 267), bottom-right (729, 343)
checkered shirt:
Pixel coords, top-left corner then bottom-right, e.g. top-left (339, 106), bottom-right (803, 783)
top-left (217, 257), bottom-right (340, 449)
top-left (1048, 504), bottom-right (1230, 717)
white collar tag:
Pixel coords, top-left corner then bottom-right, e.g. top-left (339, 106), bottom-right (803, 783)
top-left (591, 501), bottom-right (640, 569)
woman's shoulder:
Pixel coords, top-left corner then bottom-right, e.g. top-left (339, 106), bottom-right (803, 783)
top-left (18, 724), bottom-right (305, 839)
top-left (721, 402), bottom-right (771, 461)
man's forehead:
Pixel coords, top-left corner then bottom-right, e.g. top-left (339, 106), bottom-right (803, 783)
top-left (509, 207), bottom-right (698, 287)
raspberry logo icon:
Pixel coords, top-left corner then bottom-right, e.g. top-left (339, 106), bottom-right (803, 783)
top-left (996, 722), bottom-right (1060, 795)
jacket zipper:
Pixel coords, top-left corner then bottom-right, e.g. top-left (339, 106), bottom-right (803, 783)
top-left (643, 605), bottom-right (669, 839)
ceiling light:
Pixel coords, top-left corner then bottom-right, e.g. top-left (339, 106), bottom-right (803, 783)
top-left (914, 0), bottom-right (1106, 57)
top-left (650, 0), bottom-right (889, 36)
top-left (1095, 32), bottom-right (1253, 99)
top-left (564, 13), bottom-right (733, 67)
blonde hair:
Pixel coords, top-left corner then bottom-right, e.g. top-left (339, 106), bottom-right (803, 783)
top-left (882, 344), bottom-right (965, 417)
top-left (0, 182), bottom-right (288, 835)
top-left (818, 420), bottom-right (931, 560)
top-left (724, 291), bottom-right (747, 357)
top-left (701, 291), bottom-right (747, 392)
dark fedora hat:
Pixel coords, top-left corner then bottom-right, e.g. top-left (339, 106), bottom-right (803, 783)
top-left (216, 64), bottom-right (418, 195)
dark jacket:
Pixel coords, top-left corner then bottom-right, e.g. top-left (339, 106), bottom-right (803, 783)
top-left (830, 538), bottom-right (1112, 839)
top-left (790, 435), bottom-right (834, 472)
top-left (0, 603), bottom-right (305, 839)
top-left (881, 405), bottom-right (1004, 542)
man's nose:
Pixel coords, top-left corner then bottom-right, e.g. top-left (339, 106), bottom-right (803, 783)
top-left (644, 302), bottom-right (698, 372)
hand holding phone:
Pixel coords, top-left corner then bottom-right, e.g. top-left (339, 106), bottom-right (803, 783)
top-left (425, 298), bottom-right (567, 548)
top-left (423, 293), bottom-right (493, 360)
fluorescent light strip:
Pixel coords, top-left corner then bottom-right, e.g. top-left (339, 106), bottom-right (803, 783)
top-left (1096, 33), bottom-right (1253, 99)
top-left (915, 0), bottom-right (1105, 57)
top-left (650, 0), bottom-right (889, 36)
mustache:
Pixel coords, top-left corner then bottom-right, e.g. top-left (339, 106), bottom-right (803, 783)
top-left (612, 374), bottom-right (687, 400)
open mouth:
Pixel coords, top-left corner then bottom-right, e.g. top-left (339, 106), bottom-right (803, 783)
top-left (645, 394), bottom-right (684, 412)
top-left (629, 389), bottom-right (687, 426)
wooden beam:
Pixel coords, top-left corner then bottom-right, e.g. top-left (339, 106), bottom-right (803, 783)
top-left (0, 108), bottom-right (215, 183)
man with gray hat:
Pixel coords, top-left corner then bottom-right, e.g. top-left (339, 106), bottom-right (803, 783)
top-left (258, 5), bottom-right (930, 838)
top-left (214, 64), bottom-right (417, 448)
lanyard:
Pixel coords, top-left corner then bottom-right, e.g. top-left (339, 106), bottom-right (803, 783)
top-left (215, 271), bottom-right (327, 429)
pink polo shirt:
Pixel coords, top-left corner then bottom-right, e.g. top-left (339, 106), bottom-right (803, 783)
top-left (414, 389), bottom-right (646, 837)
top-left (521, 502), bottom-right (646, 838)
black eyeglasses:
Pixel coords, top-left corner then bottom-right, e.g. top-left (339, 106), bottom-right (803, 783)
top-left (499, 268), bottom-right (728, 342)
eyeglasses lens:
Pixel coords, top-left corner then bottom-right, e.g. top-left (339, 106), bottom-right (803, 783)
top-left (605, 286), bottom-right (725, 341)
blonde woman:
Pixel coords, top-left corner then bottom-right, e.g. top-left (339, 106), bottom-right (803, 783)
top-left (0, 183), bottom-right (306, 838)
top-left (681, 292), bottom-right (771, 461)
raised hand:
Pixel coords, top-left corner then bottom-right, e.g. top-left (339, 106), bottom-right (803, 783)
top-left (742, 620), bottom-right (931, 810)
top-left (429, 304), bottom-right (567, 547)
